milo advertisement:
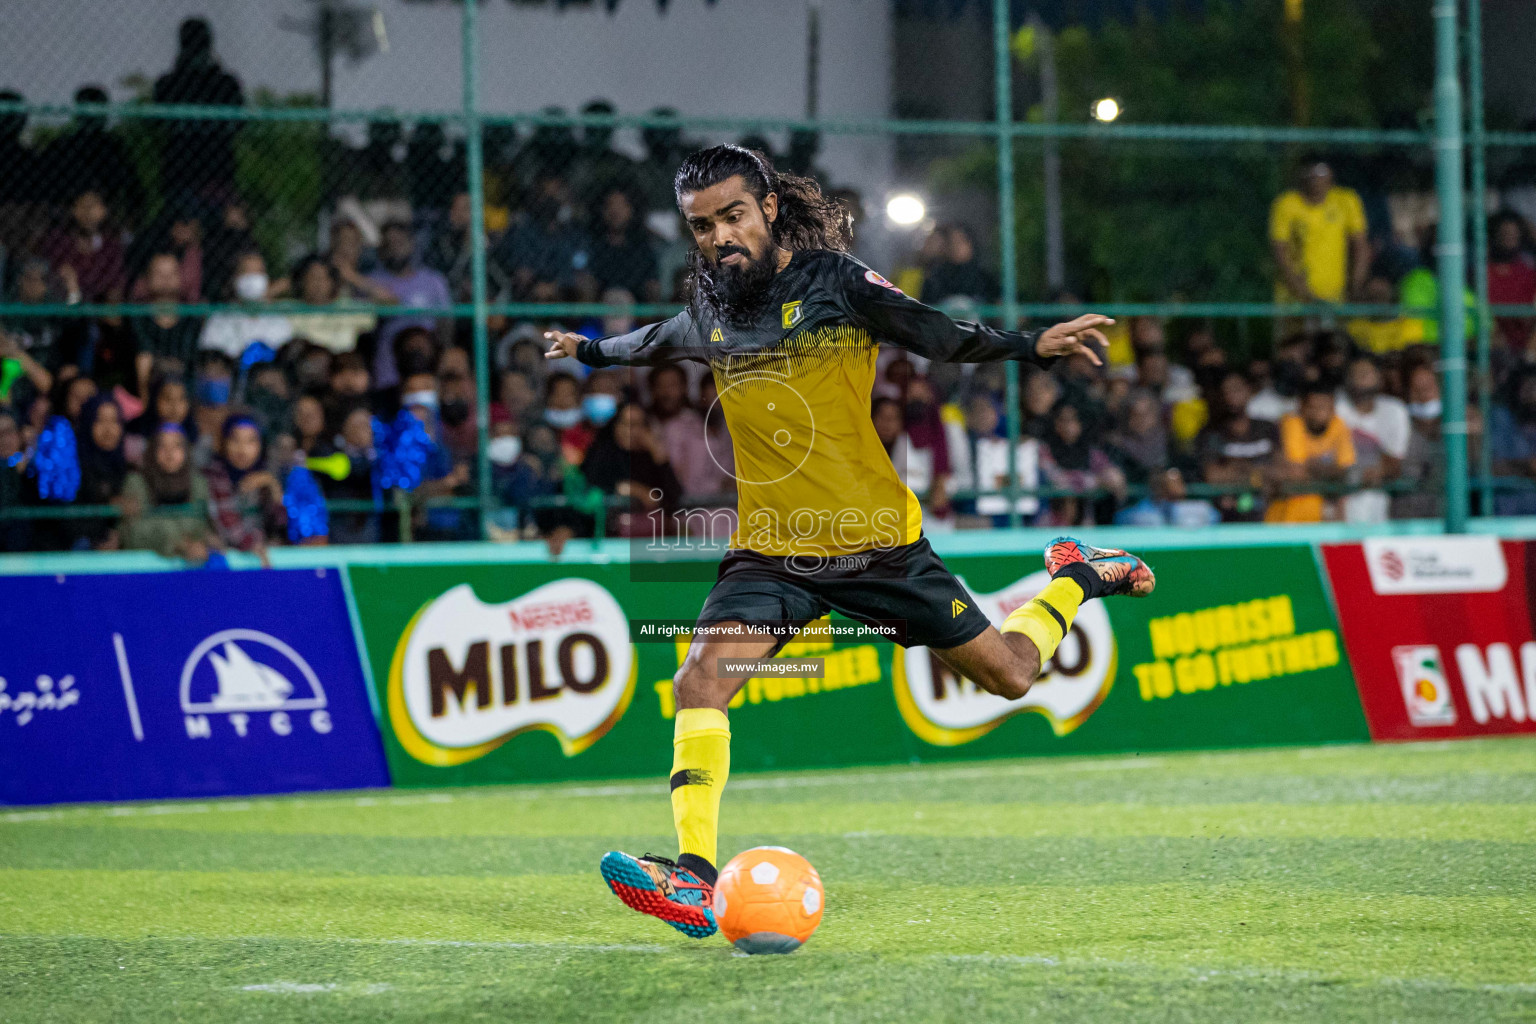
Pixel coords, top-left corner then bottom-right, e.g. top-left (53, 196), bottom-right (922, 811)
top-left (347, 543), bottom-right (1368, 786)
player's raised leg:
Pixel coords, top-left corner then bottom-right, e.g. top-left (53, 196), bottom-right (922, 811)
top-left (600, 623), bottom-right (777, 938)
top-left (931, 536), bottom-right (1154, 700)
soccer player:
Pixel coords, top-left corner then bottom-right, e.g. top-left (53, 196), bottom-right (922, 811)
top-left (543, 145), bottom-right (1155, 938)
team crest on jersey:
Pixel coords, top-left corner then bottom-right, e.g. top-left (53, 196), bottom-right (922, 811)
top-left (864, 270), bottom-right (903, 294)
top-left (781, 301), bottom-right (803, 329)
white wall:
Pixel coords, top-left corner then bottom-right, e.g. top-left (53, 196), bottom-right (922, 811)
top-left (0, 0), bottom-right (894, 199)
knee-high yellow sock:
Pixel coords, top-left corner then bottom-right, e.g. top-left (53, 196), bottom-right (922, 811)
top-left (1001, 576), bottom-right (1085, 663)
top-left (670, 707), bottom-right (731, 872)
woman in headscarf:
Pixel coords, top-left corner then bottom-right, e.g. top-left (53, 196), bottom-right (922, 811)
top-left (1038, 400), bottom-right (1125, 526)
top-left (581, 400), bottom-right (682, 538)
top-left (1106, 389), bottom-right (1171, 487)
top-left (204, 414), bottom-right (285, 558)
top-left (71, 394), bottom-right (129, 549)
top-left (121, 424), bottom-right (214, 560)
top-left (126, 374), bottom-right (198, 465)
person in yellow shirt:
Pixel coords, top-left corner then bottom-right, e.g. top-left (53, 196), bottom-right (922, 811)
top-left (1344, 275), bottom-right (1416, 355)
top-left (1270, 159), bottom-right (1369, 304)
top-left (1266, 384), bottom-right (1356, 522)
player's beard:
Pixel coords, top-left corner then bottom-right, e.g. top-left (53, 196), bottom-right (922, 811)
top-left (693, 241), bottom-right (778, 325)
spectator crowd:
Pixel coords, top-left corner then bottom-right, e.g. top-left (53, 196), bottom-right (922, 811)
top-left (2, 18), bottom-right (1534, 561)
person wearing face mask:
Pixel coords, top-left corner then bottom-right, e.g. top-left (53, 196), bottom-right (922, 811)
top-left (541, 372), bottom-right (587, 456)
top-left (580, 400), bottom-right (682, 537)
top-left (121, 424), bottom-right (215, 559)
top-left (1335, 354), bottom-right (1409, 523)
top-left (1392, 365), bottom-right (1446, 520)
top-left (436, 370), bottom-right (479, 462)
top-left (368, 221), bottom-right (451, 390)
top-left (198, 250), bottom-right (294, 360)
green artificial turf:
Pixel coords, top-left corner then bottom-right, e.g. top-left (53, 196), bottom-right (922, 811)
top-left (2, 739), bottom-right (1535, 1022)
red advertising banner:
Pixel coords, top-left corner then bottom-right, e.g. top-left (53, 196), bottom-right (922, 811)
top-left (1322, 537), bottom-right (1536, 741)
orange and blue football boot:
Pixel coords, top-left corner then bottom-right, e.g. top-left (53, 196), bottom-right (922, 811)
top-left (1044, 536), bottom-right (1156, 598)
top-left (600, 851), bottom-right (718, 938)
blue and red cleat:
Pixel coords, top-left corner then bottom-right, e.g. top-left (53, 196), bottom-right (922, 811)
top-left (1044, 536), bottom-right (1156, 598)
top-left (600, 851), bottom-right (718, 938)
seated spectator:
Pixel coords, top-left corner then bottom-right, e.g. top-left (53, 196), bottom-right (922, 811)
top-left (923, 224), bottom-right (998, 303)
top-left (120, 424), bottom-right (214, 560)
top-left (581, 400), bottom-right (682, 536)
top-left (400, 385), bottom-right (474, 541)
top-left (41, 189), bottom-right (125, 304)
top-left (199, 251), bottom-right (294, 359)
top-left (289, 394), bottom-right (330, 457)
top-left (1491, 368), bottom-right (1536, 516)
top-left (191, 352), bottom-right (235, 465)
top-left (437, 366), bottom-right (478, 463)
top-left (126, 375), bottom-right (197, 466)
top-left (1336, 354), bottom-right (1409, 524)
top-left (57, 374), bottom-right (99, 423)
top-left (1114, 467), bottom-right (1220, 528)
top-left (492, 174), bottom-right (591, 299)
top-left (285, 255), bottom-right (378, 354)
top-left (1250, 336), bottom-right (1312, 422)
top-left (540, 372), bottom-right (584, 460)
top-left (1392, 365), bottom-right (1445, 520)
top-left (130, 252), bottom-right (202, 394)
top-left (5, 257), bottom-right (67, 374)
top-left (493, 370), bottom-right (537, 432)
top-left (127, 199), bottom-right (204, 302)
top-left (949, 393), bottom-right (1040, 526)
top-left (501, 420), bottom-right (586, 551)
top-left (1038, 402), bottom-right (1124, 526)
top-left (1266, 384), bottom-right (1355, 523)
top-left (1344, 275), bottom-right (1416, 356)
top-left (243, 363), bottom-right (293, 439)
top-left (327, 351), bottom-right (371, 407)
top-left (895, 377), bottom-right (952, 514)
top-left (426, 192), bottom-right (511, 303)
top-left (327, 403), bottom-right (381, 545)
top-left (648, 364), bottom-right (727, 499)
top-left (202, 198), bottom-right (258, 304)
top-left (205, 416), bottom-right (285, 560)
top-left (1487, 211), bottom-right (1536, 350)
top-left (587, 188), bottom-right (661, 302)
top-left (369, 220), bottom-right (451, 389)
top-left (1195, 370), bottom-right (1278, 522)
top-left (326, 218), bottom-right (385, 299)
top-left (71, 395), bottom-right (129, 550)
top-left (0, 410), bottom-right (28, 551)
top-left (1021, 370), bottom-right (1062, 440)
top-left (0, 328), bottom-right (54, 410)
top-left (1106, 390), bottom-right (1169, 487)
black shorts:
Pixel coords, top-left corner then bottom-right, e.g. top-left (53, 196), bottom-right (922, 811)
top-left (695, 536), bottom-right (993, 654)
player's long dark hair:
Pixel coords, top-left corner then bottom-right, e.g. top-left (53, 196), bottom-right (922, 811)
top-left (675, 145), bottom-right (851, 321)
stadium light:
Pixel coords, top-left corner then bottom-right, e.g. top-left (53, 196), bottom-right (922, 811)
top-left (1092, 97), bottom-right (1122, 123)
top-left (885, 193), bottom-right (926, 228)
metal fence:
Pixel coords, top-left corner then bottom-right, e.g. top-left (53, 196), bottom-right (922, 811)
top-left (0, 0), bottom-right (1525, 547)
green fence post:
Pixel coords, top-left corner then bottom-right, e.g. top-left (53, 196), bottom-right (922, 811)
top-left (1466, 0), bottom-right (1493, 518)
top-left (994, 0), bottom-right (1022, 528)
top-left (463, 0), bottom-right (492, 538)
top-left (1434, 0), bottom-right (1469, 533)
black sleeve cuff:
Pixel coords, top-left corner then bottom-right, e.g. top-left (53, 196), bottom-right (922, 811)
top-left (575, 337), bottom-right (609, 367)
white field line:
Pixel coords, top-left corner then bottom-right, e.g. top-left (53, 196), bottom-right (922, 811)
top-left (8, 933), bottom-right (1531, 995)
top-left (0, 757), bottom-right (1168, 825)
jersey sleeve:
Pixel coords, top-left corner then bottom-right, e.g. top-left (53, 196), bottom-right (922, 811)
top-left (1342, 189), bottom-right (1367, 236)
top-left (575, 309), bottom-right (701, 368)
top-left (830, 255), bottom-right (1050, 365)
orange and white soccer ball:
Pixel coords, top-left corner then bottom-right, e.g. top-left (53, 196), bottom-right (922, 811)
top-left (713, 846), bottom-right (823, 954)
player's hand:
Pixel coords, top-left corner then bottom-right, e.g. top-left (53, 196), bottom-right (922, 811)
top-left (1035, 315), bottom-right (1112, 365)
top-left (544, 331), bottom-right (581, 360)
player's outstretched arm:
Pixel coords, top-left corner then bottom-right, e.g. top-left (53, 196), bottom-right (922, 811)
top-left (833, 255), bottom-right (1108, 366)
top-left (546, 309), bottom-right (700, 368)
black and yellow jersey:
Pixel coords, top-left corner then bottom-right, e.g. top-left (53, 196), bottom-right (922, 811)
top-left (576, 249), bottom-right (1052, 558)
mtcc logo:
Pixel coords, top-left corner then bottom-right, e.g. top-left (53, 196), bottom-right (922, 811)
top-left (180, 629), bottom-right (332, 739)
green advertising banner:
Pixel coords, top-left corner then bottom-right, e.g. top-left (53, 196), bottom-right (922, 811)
top-left (346, 544), bottom-right (1369, 788)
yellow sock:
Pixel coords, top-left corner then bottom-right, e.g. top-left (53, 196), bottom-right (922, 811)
top-left (1001, 577), bottom-right (1085, 663)
top-left (670, 707), bottom-right (731, 869)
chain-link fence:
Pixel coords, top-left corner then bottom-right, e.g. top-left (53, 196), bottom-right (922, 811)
top-left (0, 0), bottom-right (1527, 557)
